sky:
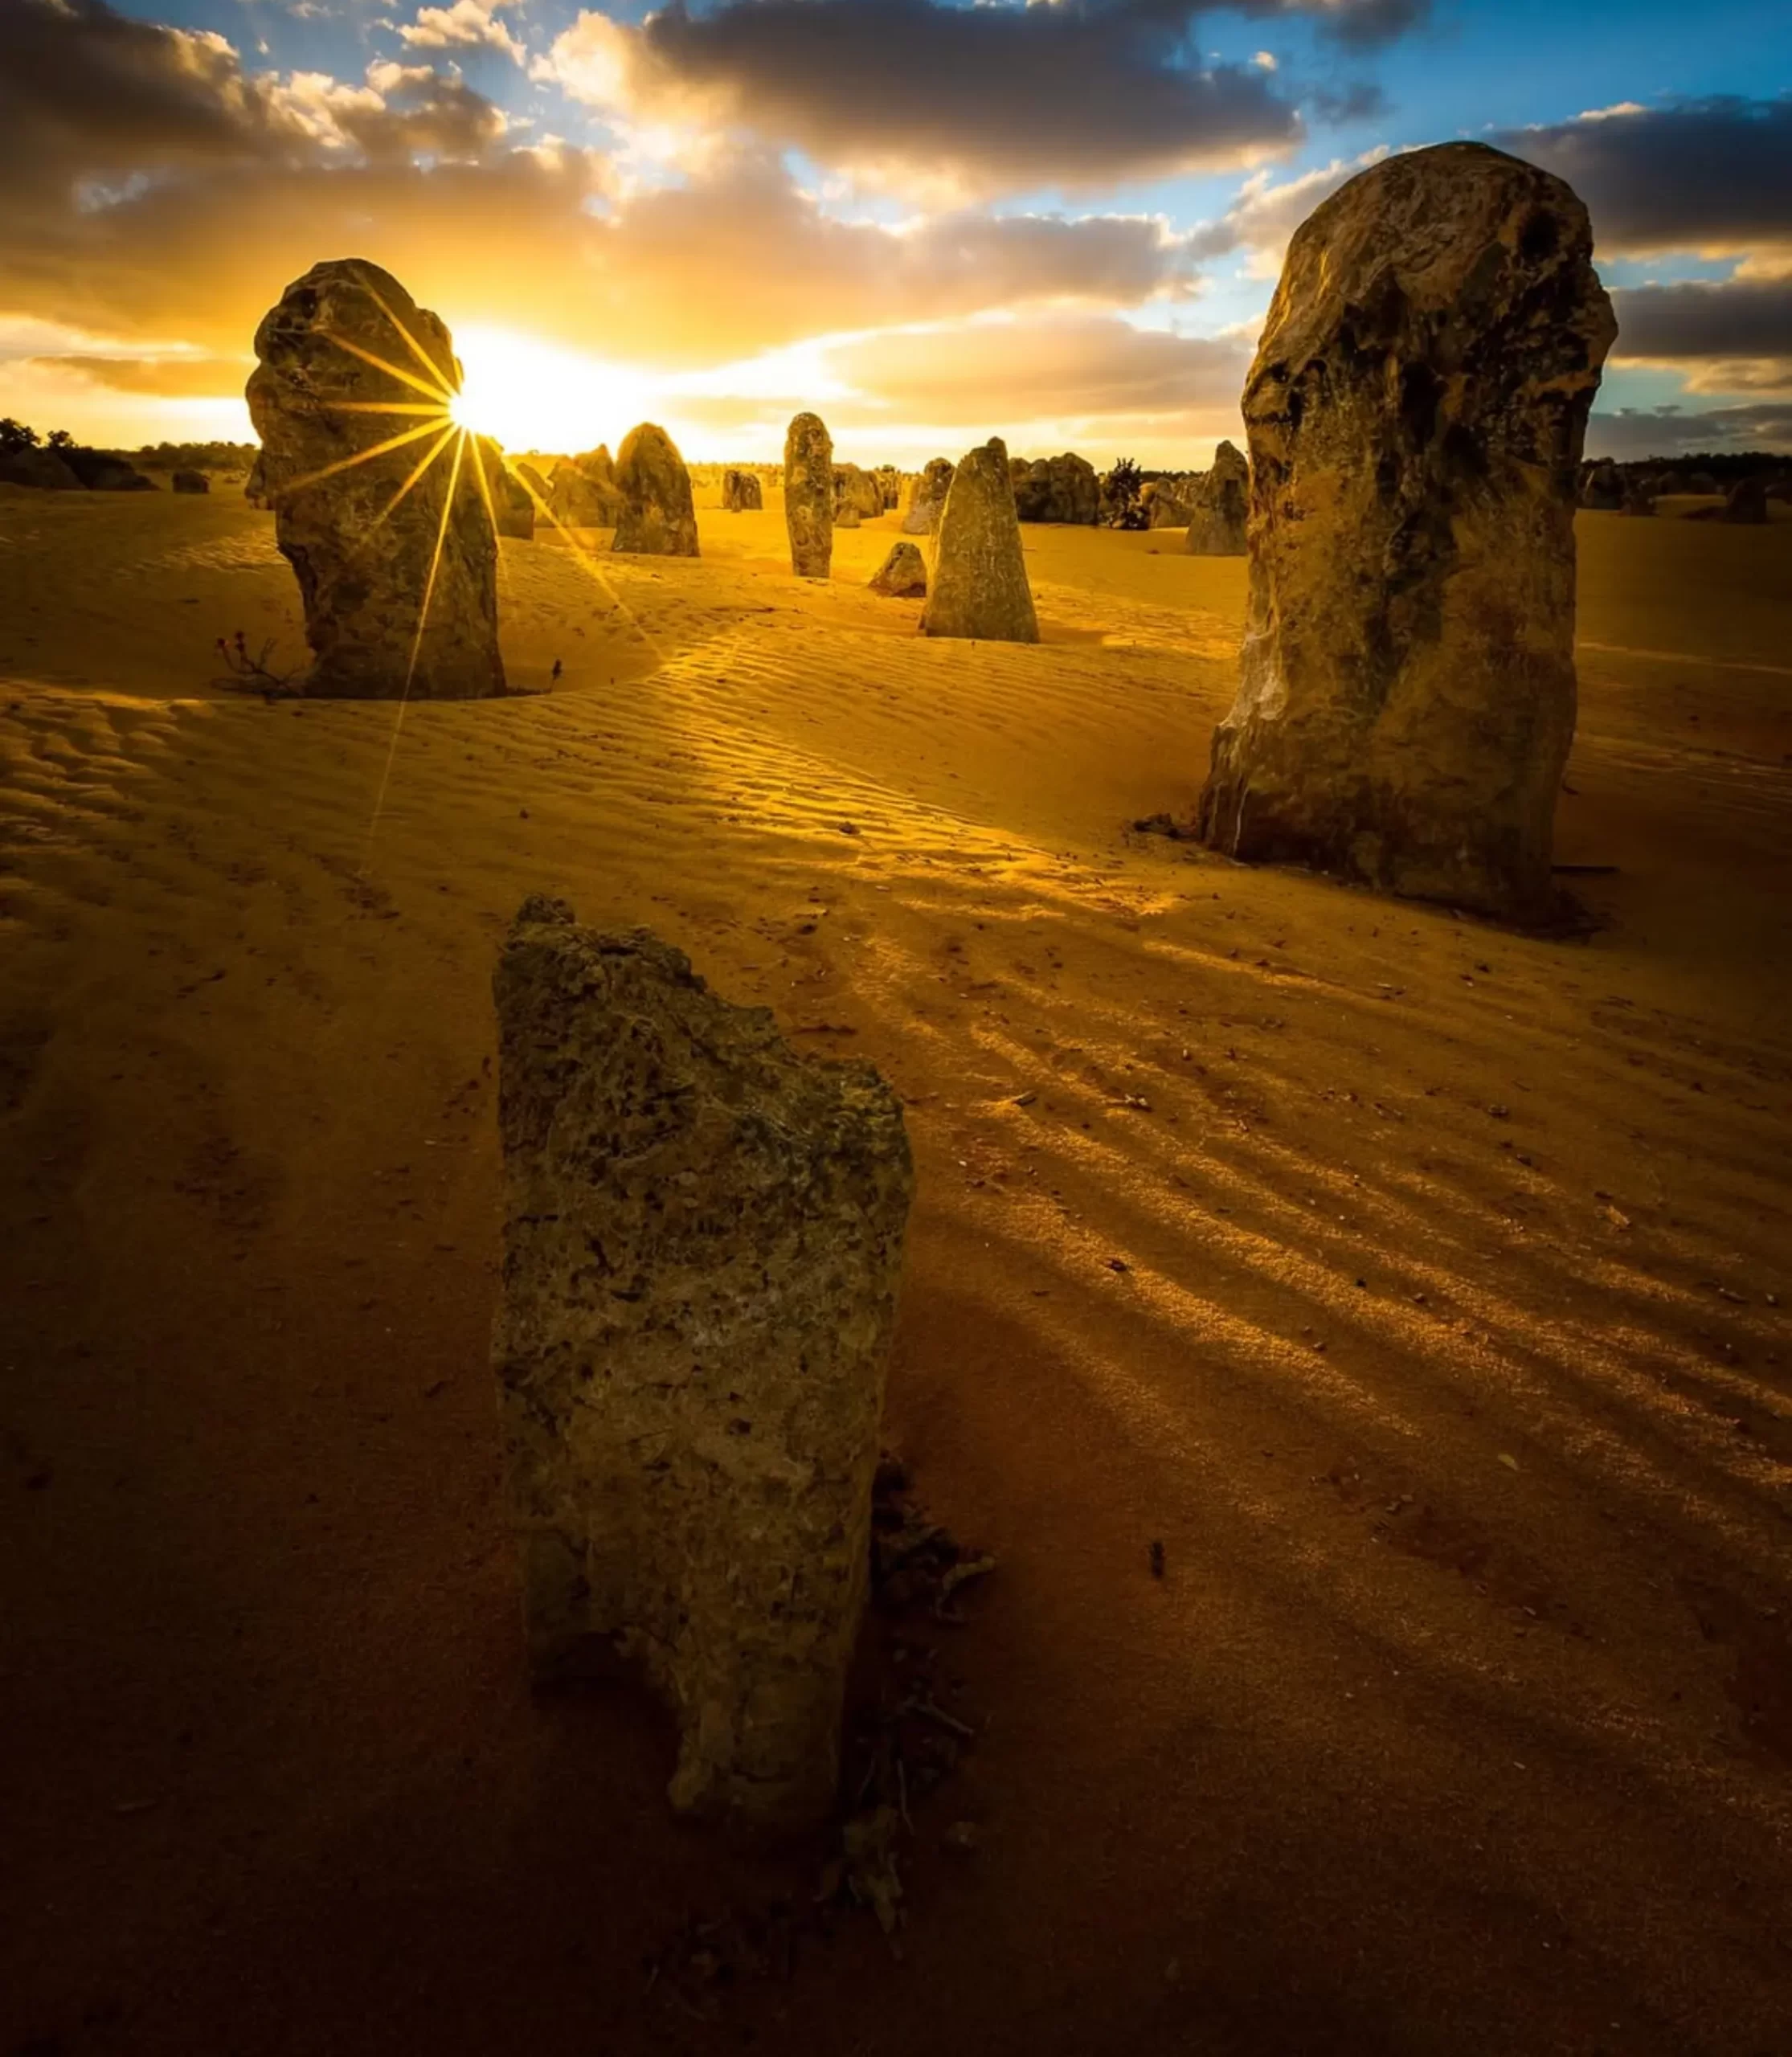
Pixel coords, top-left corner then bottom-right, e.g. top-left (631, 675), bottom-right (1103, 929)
top-left (1, 0), bottom-right (1789, 464)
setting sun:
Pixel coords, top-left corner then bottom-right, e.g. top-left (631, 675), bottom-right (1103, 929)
top-left (449, 325), bottom-right (661, 455)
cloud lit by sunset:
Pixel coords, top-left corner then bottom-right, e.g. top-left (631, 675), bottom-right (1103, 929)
top-left (1, 0), bottom-right (1786, 460)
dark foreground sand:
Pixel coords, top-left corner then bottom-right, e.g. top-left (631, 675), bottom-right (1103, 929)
top-left (2, 482), bottom-right (1790, 2056)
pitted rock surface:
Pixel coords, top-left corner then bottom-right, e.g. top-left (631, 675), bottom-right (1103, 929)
top-left (490, 900), bottom-right (911, 1832)
top-left (612, 424), bottom-right (698, 555)
top-left (722, 468), bottom-right (763, 512)
top-left (1184, 440), bottom-right (1250, 556)
top-left (784, 412), bottom-right (833, 579)
top-left (899, 457), bottom-right (954, 535)
top-left (921, 438), bottom-right (1038, 644)
top-left (869, 541), bottom-right (927, 597)
top-left (246, 257), bottom-right (503, 699)
top-left (1196, 143), bottom-right (1615, 918)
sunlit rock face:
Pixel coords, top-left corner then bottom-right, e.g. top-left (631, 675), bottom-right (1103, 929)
top-left (899, 457), bottom-right (953, 536)
top-left (833, 463), bottom-right (883, 521)
top-left (921, 437), bottom-right (1039, 644)
top-left (1012, 452), bottom-right (1099, 525)
top-left (869, 541), bottom-right (927, 596)
top-left (1184, 440), bottom-right (1249, 556)
top-left (491, 898), bottom-right (911, 1834)
top-left (246, 258), bottom-right (504, 701)
top-left (1141, 481), bottom-right (1192, 528)
top-left (784, 412), bottom-right (833, 579)
top-left (612, 424), bottom-right (698, 555)
top-left (722, 467), bottom-right (763, 512)
top-left (1197, 143), bottom-right (1615, 919)
top-left (483, 450), bottom-right (534, 540)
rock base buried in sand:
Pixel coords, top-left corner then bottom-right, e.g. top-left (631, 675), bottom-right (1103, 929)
top-left (490, 899), bottom-right (913, 1833)
top-left (785, 412), bottom-right (833, 578)
top-left (920, 438), bottom-right (1038, 644)
top-left (1197, 143), bottom-right (1615, 919)
top-left (869, 542), bottom-right (927, 597)
top-left (246, 257), bottom-right (504, 700)
top-left (612, 424), bottom-right (698, 555)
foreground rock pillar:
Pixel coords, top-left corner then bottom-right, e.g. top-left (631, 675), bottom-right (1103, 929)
top-left (784, 412), bottom-right (833, 577)
top-left (612, 423), bottom-right (698, 554)
top-left (1184, 440), bottom-right (1249, 555)
top-left (490, 898), bottom-right (912, 1832)
top-left (920, 437), bottom-right (1039, 643)
top-left (1197, 143), bottom-right (1615, 918)
top-left (247, 258), bottom-right (504, 699)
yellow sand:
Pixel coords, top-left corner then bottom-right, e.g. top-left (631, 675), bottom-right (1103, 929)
top-left (2, 476), bottom-right (1790, 2054)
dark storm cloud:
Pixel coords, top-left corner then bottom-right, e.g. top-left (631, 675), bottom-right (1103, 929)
top-left (539, 0), bottom-right (1356, 197)
top-left (1493, 97), bottom-right (1792, 255)
top-left (1586, 399), bottom-right (1792, 459)
top-left (1612, 276), bottom-right (1792, 369)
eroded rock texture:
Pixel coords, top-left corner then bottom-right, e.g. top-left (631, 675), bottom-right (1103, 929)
top-left (548, 449), bottom-right (622, 528)
top-left (869, 541), bottom-right (927, 596)
top-left (1141, 481), bottom-right (1192, 529)
top-left (921, 438), bottom-right (1039, 643)
top-left (722, 467), bottom-right (763, 511)
top-left (613, 424), bottom-right (698, 555)
top-left (833, 464), bottom-right (883, 521)
top-left (784, 412), bottom-right (833, 578)
top-left (1197, 143), bottom-right (1616, 918)
top-left (1183, 440), bottom-right (1249, 555)
top-left (1012, 452), bottom-right (1099, 525)
top-left (490, 899), bottom-right (912, 1832)
top-left (483, 449), bottom-right (534, 540)
top-left (246, 258), bottom-right (503, 700)
top-left (899, 457), bottom-right (954, 535)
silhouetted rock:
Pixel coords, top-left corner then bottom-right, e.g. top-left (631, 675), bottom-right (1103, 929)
top-left (76, 457), bottom-right (155, 492)
top-left (1723, 476), bottom-right (1768, 524)
top-left (784, 412), bottom-right (833, 579)
top-left (0, 448), bottom-right (84, 490)
top-left (1685, 470), bottom-right (1718, 496)
top-left (244, 452), bottom-right (268, 507)
top-left (921, 437), bottom-right (1038, 644)
top-left (246, 257), bottom-right (505, 700)
top-left (1184, 441), bottom-right (1249, 555)
top-left (1580, 460), bottom-right (1622, 510)
top-left (170, 468), bottom-right (209, 494)
top-left (491, 898), bottom-right (911, 1833)
top-left (483, 449), bottom-right (534, 540)
top-left (1197, 143), bottom-right (1615, 918)
top-left (1012, 452), bottom-right (1099, 524)
top-left (1619, 477), bottom-right (1655, 517)
top-left (722, 467), bottom-right (763, 511)
top-left (612, 424), bottom-right (698, 556)
top-left (869, 541), bottom-right (927, 596)
top-left (899, 457), bottom-right (953, 535)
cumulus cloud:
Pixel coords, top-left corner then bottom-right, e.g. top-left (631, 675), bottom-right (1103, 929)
top-left (0, 0), bottom-right (1209, 395)
top-left (1493, 97), bottom-right (1792, 260)
top-left (1187, 148), bottom-right (1382, 270)
top-left (396, 0), bottom-right (526, 65)
top-left (534, 0), bottom-right (1308, 200)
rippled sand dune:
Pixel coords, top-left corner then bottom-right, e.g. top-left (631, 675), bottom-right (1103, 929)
top-left (2, 479), bottom-right (1790, 2056)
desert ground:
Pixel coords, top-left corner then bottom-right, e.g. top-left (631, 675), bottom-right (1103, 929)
top-left (2, 477), bottom-right (1790, 2056)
